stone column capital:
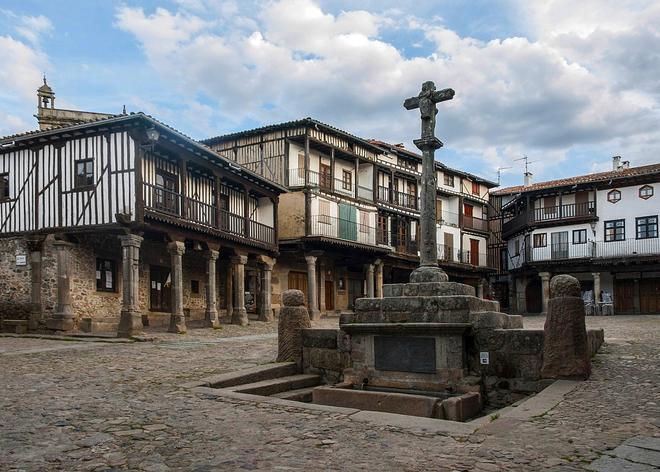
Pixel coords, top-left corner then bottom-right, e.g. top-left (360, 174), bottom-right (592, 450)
top-left (591, 272), bottom-right (601, 279)
top-left (305, 254), bottom-right (317, 265)
top-left (52, 240), bottom-right (74, 250)
top-left (539, 271), bottom-right (551, 281)
top-left (167, 241), bottom-right (186, 255)
top-left (26, 235), bottom-right (46, 252)
top-left (262, 262), bottom-right (274, 272)
top-left (119, 234), bottom-right (144, 248)
top-left (365, 263), bottom-right (375, 274)
top-left (374, 259), bottom-right (383, 267)
top-left (230, 254), bottom-right (248, 265)
top-left (204, 249), bottom-right (220, 261)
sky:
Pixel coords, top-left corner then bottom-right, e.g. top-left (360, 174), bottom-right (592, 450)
top-left (1, 0), bottom-right (659, 188)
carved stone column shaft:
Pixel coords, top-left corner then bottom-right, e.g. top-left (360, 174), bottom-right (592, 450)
top-left (118, 234), bottom-right (143, 337)
top-left (205, 250), bottom-right (220, 328)
top-left (231, 255), bottom-right (248, 326)
top-left (168, 241), bottom-right (186, 333)
top-left (305, 255), bottom-right (320, 320)
top-left (48, 240), bottom-right (75, 331)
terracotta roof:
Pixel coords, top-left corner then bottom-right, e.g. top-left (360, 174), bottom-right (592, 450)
top-left (492, 163), bottom-right (660, 196)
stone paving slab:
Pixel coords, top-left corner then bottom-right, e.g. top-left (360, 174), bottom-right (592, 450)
top-left (0, 315), bottom-right (658, 471)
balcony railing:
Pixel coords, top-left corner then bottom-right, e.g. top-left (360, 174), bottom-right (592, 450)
top-left (532, 201), bottom-right (595, 222)
top-left (310, 214), bottom-right (377, 245)
top-left (438, 210), bottom-right (459, 226)
top-left (463, 215), bottom-right (488, 232)
top-left (358, 185), bottom-right (373, 200)
top-left (525, 237), bottom-right (659, 263)
top-left (143, 182), bottom-right (275, 246)
top-left (437, 244), bottom-right (489, 267)
top-left (392, 190), bottom-right (418, 210)
top-left (377, 185), bottom-right (389, 202)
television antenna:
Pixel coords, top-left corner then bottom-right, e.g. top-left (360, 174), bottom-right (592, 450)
top-left (496, 166), bottom-right (512, 185)
top-left (514, 155), bottom-right (538, 174)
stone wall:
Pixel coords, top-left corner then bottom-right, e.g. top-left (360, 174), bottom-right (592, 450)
top-left (302, 328), bottom-right (349, 384)
top-left (0, 237), bottom-right (32, 320)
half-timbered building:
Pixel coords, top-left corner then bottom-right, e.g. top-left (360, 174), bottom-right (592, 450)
top-left (0, 108), bottom-right (282, 336)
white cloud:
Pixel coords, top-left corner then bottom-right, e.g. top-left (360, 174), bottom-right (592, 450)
top-left (112, 0), bottom-right (660, 182)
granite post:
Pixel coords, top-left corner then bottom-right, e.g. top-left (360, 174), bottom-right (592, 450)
top-left (231, 255), bottom-right (248, 326)
top-left (258, 257), bottom-right (275, 322)
top-left (305, 254), bottom-right (320, 320)
top-left (26, 236), bottom-right (44, 331)
top-left (47, 240), bottom-right (75, 331)
top-left (541, 274), bottom-right (591, 380)
top-left (539, 271), bottom-right (551, 315)
top-left (277, 289), bottom-right (311, 364)
top-left (374, 259), bottom-right (383, 298)
top-left (365, 263), bottom-right (375, 298)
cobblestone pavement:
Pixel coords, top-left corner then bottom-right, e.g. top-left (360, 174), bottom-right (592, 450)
top-left (0, 315), bottom-right (658, 471)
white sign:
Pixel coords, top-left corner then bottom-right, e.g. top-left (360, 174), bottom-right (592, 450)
top-left (480, 352), bottom-right (490, 365)
top-left (15, 254), bottom-right (27, 266)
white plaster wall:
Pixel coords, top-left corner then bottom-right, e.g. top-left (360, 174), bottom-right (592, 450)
top-left (595, 184), bottom-right (659, 241)
top-left (527, 222), bottom-right (595, 262)
top-left (257, 197), bottom-right (274, 226)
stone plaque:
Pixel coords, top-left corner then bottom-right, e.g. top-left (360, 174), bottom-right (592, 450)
top-left (374, 336), bottom-right (436, 374)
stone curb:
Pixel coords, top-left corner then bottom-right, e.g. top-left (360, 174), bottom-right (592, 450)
top-left (0, 333), bottom-right (135, 343)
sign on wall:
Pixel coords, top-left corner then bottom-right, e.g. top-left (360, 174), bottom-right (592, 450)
top-left (15, 254), bottom-right (27, 266)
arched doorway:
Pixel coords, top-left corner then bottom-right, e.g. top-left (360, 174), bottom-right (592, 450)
top-left (525, 278), bottom-right (543, 314)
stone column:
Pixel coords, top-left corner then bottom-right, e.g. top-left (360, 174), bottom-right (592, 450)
top-left (231, 255), bottom-right (248, 326)
top-left (374, 259), bottom-right (383, 298)
top-left (117, 234), bottom-right (143, 337)
top-left (226, 263), bottom-right (233, 319)
top-left (476, 279), bottom-right (485, 299)
top-left (168, 241), bottom-right (186, 333)
top-left (592, 272), bottom-right (601, 316)
top-left (26, 237), bottom-right (44, 331)
top-left (305, 254), bottom-right (320, 320)
top-left (47, 240), bottom-right (75, 331)
top-left (277, 289), bottom-right (311, 364)
top-left (204, 249), bottom-right (220, 328)
top-left (258, 258), bottom-right (275, 322)
top-left (319, 261), bottom-right (326, 314)
top-left (516, 277), bottom-right (526, 314)
top-left (365, 263), bottom-right (375, 298)
top-left (539, 272), bottom-right (551, 315)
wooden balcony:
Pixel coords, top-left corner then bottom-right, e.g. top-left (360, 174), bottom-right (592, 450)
top-left (502, 201), bottom-right (596, 238)
top-left (143, 182), bottom-right (275, 247)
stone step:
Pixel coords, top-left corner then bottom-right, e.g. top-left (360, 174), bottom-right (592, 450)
top-left (187, 362), bottom-right (300, 389)
top-left (469, 312), bottom-right (524, 329)
top-left (271, 386), bottom-right (319, 402)
top-left (383, 282), bottom-right (476, 298)
top-left (1, 320), bottom-right (28, 334)
top-left (228, 374), bottom-right (322, 396)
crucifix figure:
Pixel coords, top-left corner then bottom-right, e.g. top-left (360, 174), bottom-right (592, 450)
top-left (404, 81), bottom-right (455, 280)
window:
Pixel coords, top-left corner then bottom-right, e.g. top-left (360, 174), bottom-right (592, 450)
top-left (444, 174), bottom-right (454, 187)
top-left (191, 280), bottom-right (200, 294)
top-left (75, 159), bottom-right (94, 188)
top-left (533, 233), bottom-right (547, 247)
top-left (471, 181), bottom-right (479, 195)
top-left (639, 185), bottom-right (654, 200)
top-left (514, 239), bottom-right (520, 256)
top-left (636, 215), bottom-right (658, 239)
top-left (359, 211), bottom-right (369, 233)
top-left (607, 189), bottom-right (621, 203)
top-left (342, 170), bottom-right (352, 190)
top-left (573, 229), bottom-right (587, 244)
top-left (155, 170), bottom-right (178, 213)
top-left (318, 200), bottom-right (331, 224)
top-left (96, 258), bottom-right (116, 292)
top-left (604, 219), bottom-right (625, 241)
top-left (377, 214), bottom-right (388, 244)
top-left (435, 198), bottom-right (443, 222)
top-left (0, 173), bottom-right (9, 200)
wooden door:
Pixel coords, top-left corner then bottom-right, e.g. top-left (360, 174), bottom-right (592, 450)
top-left (443, 232), bottom-right (454, 261)
top-left (463, 203), bottom-right (473, 217)
top-left (377, 214), bottom-right (388, 244)
top-left (470, 239), bottom-right (480, 266)
top-left (288, 271), bottom-right (308, 304)
top-left (347, 278), bottom-right (363, 310)
top-left (551, 231), bottom-right (569, 259)
top-left (150, 266), bottom-right (172, 312)
top-left (614, 279), bottom-right (635, 313)
top-left (320, 163), bottom-right (331, 190)
top-left (396, 220), bottom-right (409, 252)
top-left (575, 191), bottom-right (589, 216)
top-left (640, 279), bottom-right (660, 314)
top-left (525, 279), bottom-right (543, 314)
top-left (325, 280), bottom-right (334, 311)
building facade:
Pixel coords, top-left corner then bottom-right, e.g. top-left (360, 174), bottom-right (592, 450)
top-left (491, 157), bottom-right (660, 315)
top-left (0, 105), bottom-right (282, 335)
top-left (203, 119), bottom-right (497, 316)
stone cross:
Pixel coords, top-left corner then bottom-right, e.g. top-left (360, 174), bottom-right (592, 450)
top-left (404, 81), bottom-right (454, 277)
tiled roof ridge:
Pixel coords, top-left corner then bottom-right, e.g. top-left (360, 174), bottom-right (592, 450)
top-left (1, 113), bottom-right (124, 141)
top-left (493, 162), bottom-right (660, 195)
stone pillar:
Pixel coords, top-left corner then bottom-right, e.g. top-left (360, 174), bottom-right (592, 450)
top-left (516, 277), bottom-right (526, 314)
top-left (476, 279), bottom-right (485, 299)
top-left (231, 255), bottom-right (248, 326)
top-left (592, 272), bottom-right (601, 304)
top-left (365, 263), bottom-right (375, 298)
top-left (541, 275), bottom-right (591, 380)
top-left (47, 240), bottom-right (75, 331)
top-left (374, 259), bottom-right (384, 298)
top-left (258, 258), bottom-right (275, 322)
top-left (226, 263), bottom-right (233, 319)
top-left (168, 241), bottom-right (186, 334)
top-left (117, 234), bottom-right (143, 337)
top-left (277, 289), bottom-right (311, 364)
top-left (204, 249), bottom-right (220, 328)
top-left (305, 254), bottom-right (320, 320)
top-left (26, 237), bottom-right (44, 331)
top-left (319, 261), bottom-right (326, 314)
top-left (539, 272), bottom-right (551, 315)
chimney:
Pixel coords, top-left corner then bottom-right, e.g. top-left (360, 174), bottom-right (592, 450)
top-left (524, 171), bottom-right (533, 187)
top-left (621, 160), bottom-right (630, 169)
top-left (612, 155), bottom-right (621, 171)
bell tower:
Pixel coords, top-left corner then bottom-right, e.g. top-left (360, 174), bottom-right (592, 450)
top-left (37, 76), bottom-right (55, 109)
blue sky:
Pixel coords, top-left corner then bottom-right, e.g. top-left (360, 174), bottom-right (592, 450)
top-left (1, 0), bottom-right (659, 188)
